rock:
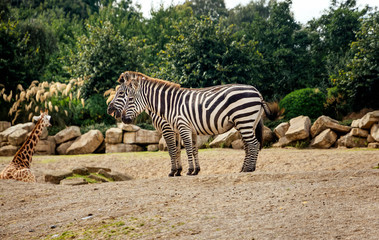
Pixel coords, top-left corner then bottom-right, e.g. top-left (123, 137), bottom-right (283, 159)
top-left (359, 110), bottom-right (379, 129)
top-left (0, 145), bottom-right (18, 156)
top-left (54, 126), bottom-right (81, 145)
top-left (117, 123), bottom-right (140, 132)
top-left (368, 142), bottom-right (379, 148)
top-left (231, 139), bottom-right (244, 149)
top-left (350, 128), bottom-right (369, 138)
top-left (123, 132), bottom-right (136, 144)
top-left (105, 128), bottom-right (123, 144)
top-left (263, 126), bottom-right (275, 144)
top-left (197, 135), bottom-right (211, 149)
top-left (8, 129), bottom-right (29, 146)
top-left (98, 169), bottom-right (132, 181)
top-left (310, 129), bottom-right (338, 149)
top-left (285, 116), bottom-right (311, 141)
top-left (209, 128), bottom-right (241, 148)
top-left (35, 136), bottom-right (56, 155)
top-left (159, 137), bottom-right (168, 151)
top-left (94, 140), bottom-right (106, 153)
top-left (370, 123), bottom-right (379, 142)
top-left (125, 144), bottom-right (144, 152)
top-left (0, 123), bottom-right (34, 142)
top-left (106, 143), bottom-right (127, 153)
top-left (351, 119), bottom-right (360, 128)
top-left (0, 121), bottom-right (11, 132)
top-left (0, 142), bottom-right (9, 148)
top-left (45, 171), bottom-right (73, 184)
top-left (88, 174), bottom-right (108, 182)
top-left (72, 167), bottom-right (89, 175)
top-left (66, 130), bottom-right (104, 155)
top-left (56, 140), bottom-right (75, 155)
top-left (367, 134), bottom-right (375, 143)
top-left (135, 129), bottom-right (161, 144)
top-left (310, 115), bottom-right (351, 138)
top-left (60, 178), bottom-right (88, 186)
top-left (274, 122), bottom-right (290, 139)
top-left (272, 136), bottom-right (292, 148)
top-left (86, 167), bottom-right (111, 173)
top-left (22, 122), bottom-right (35, 132)
top-left (40, 127), bottom-right (49, 140)
top-left (337, 133), bottom-right (367, 148)
top-left (147, 144), bottom-right (159, 151)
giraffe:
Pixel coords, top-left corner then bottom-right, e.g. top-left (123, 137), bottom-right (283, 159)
top-left (0, 110), bottom-right (51, 182)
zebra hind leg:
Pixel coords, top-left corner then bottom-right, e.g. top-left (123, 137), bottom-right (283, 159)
top-left (240, 135), bottom-right (260, 172)
top-left (192, 132), bottom-right (200, 175)
top-left (174, 133), bottom-right (182, 176)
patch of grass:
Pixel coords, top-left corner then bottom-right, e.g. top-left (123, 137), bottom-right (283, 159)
top-left (65, 173), bottom-right (113, 183)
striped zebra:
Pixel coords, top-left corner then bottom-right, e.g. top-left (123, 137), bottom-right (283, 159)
top-left (115, 71), bottom-right (277, 175)
top-left (108, 84), bottom-right (261, 176)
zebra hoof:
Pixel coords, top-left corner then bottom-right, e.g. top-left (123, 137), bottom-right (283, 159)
top-left (193, 168), bottom-right (201, 175)
top-left (186, 169), bottom-right (194, 175)
top-left (168, 171), bottom-right (176, 177)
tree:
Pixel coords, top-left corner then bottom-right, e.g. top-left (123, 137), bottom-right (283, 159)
top-left (68, 21), bottom-right (143, 98)
top-left (334, 11), bottom-right (379, 110)
top-left (157, 16), bottom-right (264, 89)
top-left (307, 0), bottom-right (368, 84)
top-left (186, 0), bottom-right (228, 20)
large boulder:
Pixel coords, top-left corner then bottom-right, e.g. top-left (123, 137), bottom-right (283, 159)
top-left (135, 129), bottom-right (161, 144)
top-left (123, 131), bottom-right (136, 144)
top-left (125, 144), bottom-right (144, 152)
top-left (310, 115), bottom-right (351, 138)
top-left (106, 143), bottom-right (127, 153)
top-left (337, 133), bottom-right (367, 148)
top-left (370, 123), bottom-right (379, 142)
top-left (209, 128), bottom-right (241, 148)
top-left (8, 129), bottom-right (29, 146)
top-left (231, 139), bottom-right (244, 149)
top-left (44, 170), bottom-right (73, 184)
top-left (56, 139), bottom-right (75, 155)
top-left (285, 116), bottom-right (311, 141)
top-left (105, 128), bottom-right (123, 144)
top-left (117, 123), bottom-right (140, 132)
top-left (359, 110), bottom-right (379, 129)
top-left (35, 136), bottom-right (56, 155)
top-left (0, 145), bottom-right (18, 156)
top-left (274, 122), bottom-right (290, 139)
top-left (0, 122), bottom-right (34, 143)
top-left (272, 136), bottom-right (292, 148)
top-left (350, 128), bottom-right (369, 138)
top-left (310, 129), bottom-right (337, 149)
top-left (54, 126), bottom-right (81, 145)
top-left (66, 130), bottom-right (104, 155)
top-left (0, 121), bottom-right (11, 132)
top-left (197, 135), bottom-right (212, 149)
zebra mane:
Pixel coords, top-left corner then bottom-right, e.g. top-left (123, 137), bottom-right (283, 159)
top-left (119, 71), bottom-right (181, 89)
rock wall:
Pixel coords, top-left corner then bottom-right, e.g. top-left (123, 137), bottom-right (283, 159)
top-left (1, 110), bottom-right (378, 156)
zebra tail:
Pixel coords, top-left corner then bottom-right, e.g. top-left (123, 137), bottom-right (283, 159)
top-left (261, 101), bottom-right (280, 121)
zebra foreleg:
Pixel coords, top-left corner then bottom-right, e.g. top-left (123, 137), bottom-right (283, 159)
top-left (162, 130), bottom-right (180, 177)
top-left (178, 126), bottom-right (196, 175)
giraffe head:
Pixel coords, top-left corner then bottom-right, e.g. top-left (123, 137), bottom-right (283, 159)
top-left (32, 110), bottom-right (52, 128)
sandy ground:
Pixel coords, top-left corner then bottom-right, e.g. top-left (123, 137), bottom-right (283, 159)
top-left (0, 148), bottom-right (378, 240)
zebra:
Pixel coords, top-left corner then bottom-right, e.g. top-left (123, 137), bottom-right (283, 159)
top-left (108, 83), bottom-right (262, 176)
top-left (114, 71), bottom-right (277, 175)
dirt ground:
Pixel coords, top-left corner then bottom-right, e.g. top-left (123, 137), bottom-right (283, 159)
top-left (0, 148), bottom-right (378, 240)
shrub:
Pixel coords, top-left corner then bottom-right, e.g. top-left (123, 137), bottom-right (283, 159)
top-left (279, 88), bottom-right (326, 119)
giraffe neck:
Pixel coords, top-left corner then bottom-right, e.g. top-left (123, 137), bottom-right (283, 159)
top-left (12, 118), bottom-right (45, 168)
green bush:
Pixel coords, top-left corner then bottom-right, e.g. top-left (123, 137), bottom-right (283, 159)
top-left (279, 88), bottom-right (326, 119)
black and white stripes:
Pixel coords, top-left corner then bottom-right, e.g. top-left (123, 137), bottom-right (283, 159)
top-left (110, 71), bottom-right (275, 175)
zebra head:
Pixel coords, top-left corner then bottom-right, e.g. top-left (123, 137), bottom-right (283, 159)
top-left (116, 71), bottom-right (148, 124)
top-left (107, 84), bottom-right (128, 120)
